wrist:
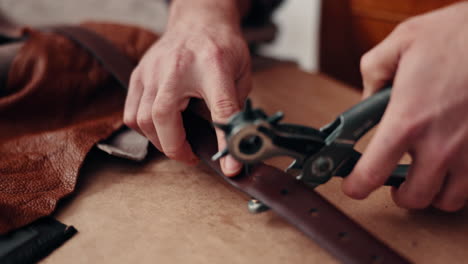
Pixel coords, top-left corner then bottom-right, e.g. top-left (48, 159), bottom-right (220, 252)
top-left (167, 0), bottom-right (245, 32)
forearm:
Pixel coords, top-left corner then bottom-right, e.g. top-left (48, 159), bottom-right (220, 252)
top-left (168, 0), bottom-right (251, 31)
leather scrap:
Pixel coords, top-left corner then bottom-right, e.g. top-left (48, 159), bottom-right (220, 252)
top-left (96, 127), bottom-right (148, 161)
top-left (0, 22), bottom-right (158, 234)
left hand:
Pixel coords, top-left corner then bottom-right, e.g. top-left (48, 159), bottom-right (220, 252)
top-left (342, 2), bottom-right (468, 212)
top-left (123, 0), bottom-right (251, 176)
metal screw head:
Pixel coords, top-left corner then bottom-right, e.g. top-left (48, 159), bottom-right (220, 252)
top-left (311, 156), bottom-right (334, 177)
top-left (247, 199), bottom-right (270, 214)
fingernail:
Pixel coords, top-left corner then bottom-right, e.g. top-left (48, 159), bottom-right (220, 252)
top-left (223, 156), bottom-right (242, 176)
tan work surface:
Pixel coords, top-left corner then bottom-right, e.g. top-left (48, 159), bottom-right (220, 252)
top-left (45, 64), bottom-right (468, 264)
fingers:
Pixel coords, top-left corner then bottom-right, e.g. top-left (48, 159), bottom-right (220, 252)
top-left (433, 145), bottom-right (468, 211)
top-left (135, 77), bottom-right (162, 151)
top-left (342, 105), bottom-right (412, 199)
top-left (153, 91), bottom-right (198, 165)
top-left (344, 23), bottom-right (412, 199)
top-left (204, 70), bottom-right (244, 177)
top-left (124, 70), bottom-right (144, 134)
top-left (433, 172), bottom-right (468, 212)
top-left (234, 61), bottom-right (253, 107)
top-left (391, 146), bottom-right (447, 209)
top-left (347, 10), bottom-right (468, 213)
top-left (360, 23), bottom-right (412, 98)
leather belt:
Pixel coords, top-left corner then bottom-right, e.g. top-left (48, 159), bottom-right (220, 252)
top-left (53, 26), bottom-right (411, 264)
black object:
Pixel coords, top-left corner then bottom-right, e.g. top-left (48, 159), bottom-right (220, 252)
top-left (0, 217), bottom-right (77, 264)
top-left (213, 86), bottom-right (408, 188)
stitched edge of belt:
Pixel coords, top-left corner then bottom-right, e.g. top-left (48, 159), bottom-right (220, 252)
top-left (52, 25), bottom-right (412, 264)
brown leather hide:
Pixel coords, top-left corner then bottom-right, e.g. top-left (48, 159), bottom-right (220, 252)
top-left (0, 22), bottom-right (158, 234)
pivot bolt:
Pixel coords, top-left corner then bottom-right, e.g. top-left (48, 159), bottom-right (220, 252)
top-left (311, 156), bottom-right (334, 177)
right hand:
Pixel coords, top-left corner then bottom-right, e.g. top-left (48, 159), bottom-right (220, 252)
top-left (123, 1), bottom-right (252, 176)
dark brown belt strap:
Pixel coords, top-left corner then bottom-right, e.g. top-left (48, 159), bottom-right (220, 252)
top-left (187, 115), bottom-right (410, 264)
top-left (52, 26), bottom-right (135, 88)
top-left (54, 26), bottom-right (411, 264)
top-left (0, 43), bottom-right (21, 93)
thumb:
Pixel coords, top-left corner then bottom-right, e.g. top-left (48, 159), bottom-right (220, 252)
top-left (204, 76), bottom-right (243, 177)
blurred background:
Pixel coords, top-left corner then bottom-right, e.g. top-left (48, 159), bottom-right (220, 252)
top-left (2, 0), bottom-right (455, 89)
top-left (260, 0), bottom-right (320, 72)
top-left (0, 0), bottom-right (321, 71)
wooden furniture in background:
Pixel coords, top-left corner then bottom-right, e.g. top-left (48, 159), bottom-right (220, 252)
top-left (319, 0), bottom-right (463, 88)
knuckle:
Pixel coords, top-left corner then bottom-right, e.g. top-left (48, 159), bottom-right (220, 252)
top-left (171, 50), bottom-right (194, 73)
top-left (203, 43), bottom-right (226, 66)
top-left (123, 113), bottom-right (137, 130)
top-left (136, 113), bottom-right (153, 131)
top-left (395, 17), bottom-right (420, 36)
top-left (152, 100), bottom-right (174, 123)
top-left (129, 68), bottom-right (140, 83)
top-left (360, 52), bottom-right (376, 75)
top-left (399, 116), bottom-right (429, 143)
top-left (360, 52), bottom-right (387, 85)
top-left (212, 98), bottom-right (238, 120)
top-left (129, 70), bottom-right (143, 91)
top-left (206, 43), bottom-right (224, 59)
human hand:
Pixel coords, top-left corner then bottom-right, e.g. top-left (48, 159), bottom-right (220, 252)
top-left (124, 0), bottom-right (252, 176)
top-left (343, 2), bottom-right (468, 212)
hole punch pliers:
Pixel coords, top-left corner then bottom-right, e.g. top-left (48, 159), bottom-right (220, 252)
top-left (212, 86), bottom-right (408, 213)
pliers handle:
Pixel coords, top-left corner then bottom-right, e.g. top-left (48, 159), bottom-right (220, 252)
top-left (301, 86), bottom-right (408, 187)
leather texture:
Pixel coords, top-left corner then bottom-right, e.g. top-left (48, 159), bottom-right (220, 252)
top-left (0, 22), bottom-right (158, 234)
top-left (60, 23), bottom-right (410, 264)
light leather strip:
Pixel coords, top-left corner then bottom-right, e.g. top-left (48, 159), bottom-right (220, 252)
top-left (54, 26), bottom-right (411, 264)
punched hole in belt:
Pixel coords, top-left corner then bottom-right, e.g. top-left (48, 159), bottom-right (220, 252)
top-left (280, 188), bottom-right (289, 195)
top-left (371, 254), bottom-right (383, 264)
top-left (338, 231), bottom-right (349, 241)
top-left (308, 208), bottom-right (319, 217)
